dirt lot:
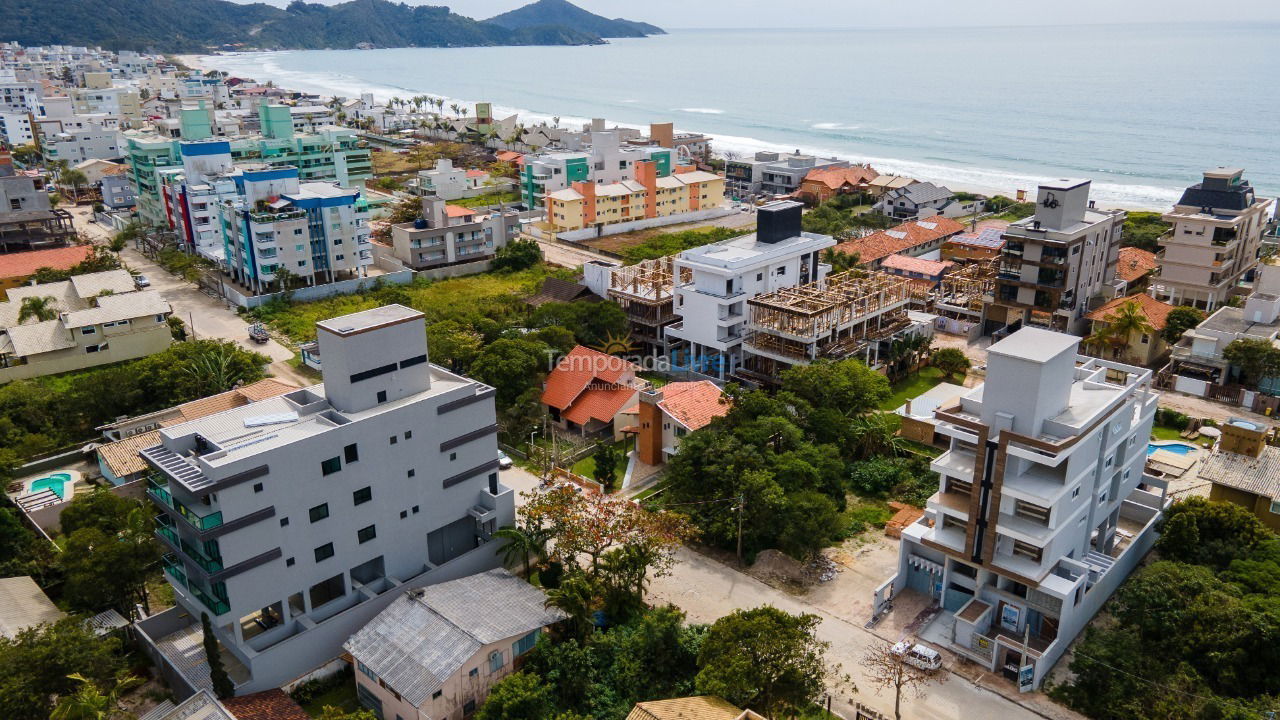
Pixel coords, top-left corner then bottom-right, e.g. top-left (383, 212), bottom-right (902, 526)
top-left (582, 210), bottom-right (759, 255)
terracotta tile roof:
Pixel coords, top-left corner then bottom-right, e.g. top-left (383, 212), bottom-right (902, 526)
top-left (831, 216), bottom-right (966, 265)
top-left (880, 254), bottom-right (954, 277)
top-left (1116, 247), bottom-right (1158, 283)
top-left (1087, 293), bottom-right (1175, 331)
top-left (97, 430), bottom-right (162, 479)
top-left (444, 205), bottom-right (476, 218)
top-left (542, 345), bottom-right (642, 426)
top-left (496, 150), bottom-right (523, 163)
top-left (220, 689), bottom-right (309, 720)
top-left (0, 245), bottom-right (94, 280)
top-left (626, 696), bottom-right (745, 720)
top-left (658, 381), bottom-right (731, 431)
top-left (802, 165), bottom-right (879, 191)
top-left (166, 379), bottom-right (298, 425)
top-left (465, 169), bottom-right (487, 178)
top-left (233, 378), bottom-right (299, 402)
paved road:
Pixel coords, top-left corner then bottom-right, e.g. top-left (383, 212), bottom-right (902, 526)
top-left (66, 207), bottom-right (312, 387)
top-left (529, 234), bottom-right (616, 269)
top-left (649, 548), bottom-right (1054, 720)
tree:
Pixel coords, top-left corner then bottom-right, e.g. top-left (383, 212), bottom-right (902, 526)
top-left (1091, 300), bottom-right (1155, 359)
top-left (775, 490), bottom-right (842, 561)
top-left (475, 671), bottom-right (553, 720)
top-left (0, 617), bottom-right (126, 720)
top-left (59, 488), bottom-right (135, 536)
top-left (528, 301), bottom-right (630, 350)
top-left (544, 572), bottom-right (600, 640)
top-left (61, 169), bottom-right (88, 203)
top-left (202, 613), bottom-right (235, 699)
top-left (182, 341), bottom-right (262, 397)
top-left (779, 358), bottom-right (890, 415)
top-left (492, 239), bottom-right (542, 272)
top-left (695, 607), bottom-right (830, 718)
top-left (929, 347), bottom-right (970, 382)
top-left (17, 295), bottom-right (58, 324)
top-left (60, 512), bottom-right (160, 617)
top-left (493, 525), bottom-right (548, 577)
top-left (1156, 497), bottom-right (1271, 569)
top-left (1162, 305), bottom-right (1205, 344)
top-left (426, 320), bottom-right (484, 372)
top-left (590, 443), bottom-right (621, 491)
top-left (822, 247), bottom-right (859, 274)
top-left (50, 672), bottom-right (140, 720)
top-left (469, 338), bottom-right (551, 408)
top-left (1223, 337), bottom-right (1280, 386)
top-left (317, 707), bottom-right (379, 720)
top-left (10, 143), bottom-right (40, 166)
top-left (862, 641), bottom-right (946, 720)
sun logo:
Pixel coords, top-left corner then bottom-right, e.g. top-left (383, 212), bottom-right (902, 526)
top-left (592, 330), bottom-right (636, 356)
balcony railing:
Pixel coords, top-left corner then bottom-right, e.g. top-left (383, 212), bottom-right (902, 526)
top-left (176, 500), bottom-right (223, 532)
top-left (163, 555), bottom-right (230, 615)
top-left (180, 539), bottom-right (225, 574)
top-left (249, 209), bottom-right (306, 224)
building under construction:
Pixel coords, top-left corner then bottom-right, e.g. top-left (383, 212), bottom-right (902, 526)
top-left (930, 258), bottom-right (996, 332)
top-left (584, 256), bottom-right (690, 356)
top-left (738, 269), bottom-right (929, 384)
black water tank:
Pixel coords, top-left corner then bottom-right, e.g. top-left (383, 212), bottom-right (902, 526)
top-left (757, 200), bottom-right (803, 244)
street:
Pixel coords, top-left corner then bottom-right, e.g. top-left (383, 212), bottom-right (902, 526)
top-left (66, 206), bottom-right (312, 387)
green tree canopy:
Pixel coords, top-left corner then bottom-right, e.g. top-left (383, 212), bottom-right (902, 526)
top-left (492, 239), bottom-right (543, 272)
top-left (929, 347), bottom-right (970, 381)
top-left (469, 337), bottom-right (551, 408)
top-left (0, 617), bottom-right (126, 720)
top-left (779, 358), bottom-right (890, 415)
top-left (475, 672), bottom-right (554, 720)
top-left (1162, 305), bottom-right (1205, 344)
top-left (1156, 496), bottom-right (1271, 569)
top-left (695, 607), bottom-right (830, 718)
top-left (1222, 337), bottom-right (1280, 386)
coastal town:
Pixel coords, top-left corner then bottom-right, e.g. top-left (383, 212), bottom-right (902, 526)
top-left (0, 29), bottom-right (1279, 720)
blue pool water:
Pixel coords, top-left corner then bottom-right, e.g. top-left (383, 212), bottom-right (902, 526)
top-left (1147, 443), bottom-right (1195, 456)
top-left (28, 472), bottom-right (71, 499)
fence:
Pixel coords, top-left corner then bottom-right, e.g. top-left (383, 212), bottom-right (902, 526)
top-left (220, 268), bottom-right (416, 309)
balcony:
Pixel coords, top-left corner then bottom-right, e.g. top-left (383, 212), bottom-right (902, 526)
top-left (175, 500), bottom-right (222, 531)
top-left (163, 555), bottom-right (230, 615)
top-left (249, 209), bottom-right (306, 224)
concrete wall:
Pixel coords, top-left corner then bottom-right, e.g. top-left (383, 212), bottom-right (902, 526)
top-left (221, 269), bottom-right (414, 309)
top-left (551, 206), bottom-right (733, 244)
top-left (415, 259), bottom-right (493, 281)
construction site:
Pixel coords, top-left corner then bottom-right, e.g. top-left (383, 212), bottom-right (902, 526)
top-left (596, 255), bottom-right (690, 356)
top-left (927, 258), bottom-right (997, 335)
top-left (738, 269), bottom-right (925, 384)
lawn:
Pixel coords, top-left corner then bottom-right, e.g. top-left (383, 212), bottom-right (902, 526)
top-left (572, 441), bottom-right (631, 484)
top-left (878, 366), bottom-right (951, 411)
top-left (300, 684), bottom-right (359, 718)
top-left (1150, 424), bottom-right (1183, 441)
top-left (449, 190), bottom-right (521, 208)
top-left (251, 264), bottom-right (572, 342)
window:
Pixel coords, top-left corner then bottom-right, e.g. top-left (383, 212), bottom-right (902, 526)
top-left (488, 650), bottom-right (505, 673)
top-left (513, 629), bottom-right (540, 656)
top-left (412, 505), bottom-right (420, 514)
top-left (286, 557), bottom-right (295, 567)
top-left (1270, 499), bottom-right (1280, 515)
top-left (468, 668), bottom-right (479, 678)
top-left (1011, 539), bottom-right (1042, 563)
top-left (400, 510), bottom-right (408, 519)
top-left (377, 390), bottom-right (387, 403)
top-left (941, 514), bottom-right (966, 532)
top-left (314, 543), bottom-right (334, 562)
top-left (404, 430), bottom-right (413, 439)
top-left (344, 443), bottom-right (359, 463)
top-left (280, 517), bottom-right (289, 527)
top-left (321, 457), bottom-right (341, 476)
top-left (253, 482), bottom-right (264, 493)
top-left (407, 469), bottom-right (415, 478)
top-left (85, 344), bottom-right (103, 353)
top-left (353, 486), bottom-right (372, 505)
top-left (350, 363), bottom-right (396, 383)
top-left (309, 503), bottom-right (329, 523)
top-left (357, 660), bottom-right (377, 682)
top-left (777, 266), bottom-right (786, 276)
top-left (432, 690), bottom-right (442, 699)
top-left (1071, 487), bottom-right (1080, 499)
top-left (357, 525), bottom-right (376, 543)
top-left (81, 326), bottom-right (96, 335)
top-left (449, 452), bottom-right (457, 461)
top-left (389, 435), bottom-right (397, 445)
top-left (463, 699), bottom-right (476, 716)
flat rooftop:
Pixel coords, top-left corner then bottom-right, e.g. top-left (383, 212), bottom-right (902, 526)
top-left (679, 230), bottom-right (833, 270)
top-left (1199, 306), bottom-right (1280, 338)
top-left (316, 304), bottom-right (424, 337)
top-left (988, 327), bottom-right (1079, 363)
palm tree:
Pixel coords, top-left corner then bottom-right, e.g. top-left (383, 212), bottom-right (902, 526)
top-left (1092, 300), bottom-right (1155, 360)
top-left (51, 672), bottom-right (141, 720)
top-left (449, 102), bottom-right (461, 117)
top-left (505, 124), bottom-right (528, 150)
top-left (545, 573), bottom-right (598, 639)
top-left (17, 295), bottom-right (57, 324)
top-left (61, 168), bottom-right (88, 203)
top-left (492, 525), bottom-right (548, 577)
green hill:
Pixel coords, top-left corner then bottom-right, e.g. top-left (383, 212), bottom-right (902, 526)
top-left (485, 0), bottom-right (665, 38)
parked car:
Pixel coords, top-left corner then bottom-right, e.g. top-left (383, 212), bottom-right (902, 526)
top-left (133, 274), bottom-right (150, 288)
top-left (497, 451), bottom-right (513, 469)
top-left (891, 641), bottom-right (942, 671)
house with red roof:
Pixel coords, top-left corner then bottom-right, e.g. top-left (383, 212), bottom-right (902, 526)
top-left (1114, 247), bottom-right (1158, 295)
top-left (618, 380), bottom-right (731, 465)
top-left (796, 165), bottom-right (879, 205)
top-left (830, 216), bottom-right (967, 269)
top-left (0, 244), bottom-right (93, 299)
top-left (541, 346), bottom-right (646, 434)
top-left (880, 253), bottom-right (955, 287)
top-left (1085, 293), bottom-right (1175, 367)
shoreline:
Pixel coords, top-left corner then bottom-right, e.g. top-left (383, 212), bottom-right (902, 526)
top-left (191, 50), bottom-right (1168, 212)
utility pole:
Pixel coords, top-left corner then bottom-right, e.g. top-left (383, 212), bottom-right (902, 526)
top-left (736, 492), bottom-right (745, 566)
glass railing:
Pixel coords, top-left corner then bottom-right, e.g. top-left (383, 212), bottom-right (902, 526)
top-left (147, 476), bottom-right (172, 507)
top-left (157, 521), bottom-right (179, 547)
top-left (180, 539), bottom-right (225, 574)
top-left (162, 554), bottom-right (187, 586)
top-left (250, 209), bottom-right (307, 223)
top-left (190, 584), bottom-right (231, 615)
top-left (174, 500), bottom-right (224, 531)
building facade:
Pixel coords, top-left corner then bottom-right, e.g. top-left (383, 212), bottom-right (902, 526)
top-left (986, 180), bottom-right (1126, 335)
top-left (390, 197), bottom-right (520, 271)
top-left (1148, 168), bottom-right (1274, 311)
top-left (544, 164), bottom-right (725, 236)
top-left (519, 131), bottom-right (675, 208)
top-left (881, 327), bottom-right (1166, 690)
top-left (666, 200), bottom-right (834, 379)
top-left (141, 305), bottom-right (514, 695)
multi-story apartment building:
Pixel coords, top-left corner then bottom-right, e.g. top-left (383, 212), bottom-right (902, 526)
top-left (126, 104), bottom-right (372, 228)
top-left (986, 180), bottom-right (1126, 335)
top-left (138, 305), bottom-right (514, 696)
top-left (390, 196), bottom-right (520, 271)
top-left (0, 269), bottom-right (172, 382)
top-left (41, 126), bottom-right (124, 163)
top-left (0, 150), bottom-right (76, 253)
top-left (0, 82), bottom-right (42, 115)
top-left (0, 111), bottom-right (34, 146)
top-left (880, 327), bottom-right (1166, 690)
top-left (666, 200), bottom-right (834, 379)
top-left (519, 131), bottom-right (676, 208)
top-left (72, 85), bottom-right (141, 127)
top-left (758, 152), bottom-right (849, 197)
top-left (219, 169), bottom-right (373, 293)
top-left (544, 163), bottom-right (725, 237)
top-left (1147, 168), bottom-right (1274, 311)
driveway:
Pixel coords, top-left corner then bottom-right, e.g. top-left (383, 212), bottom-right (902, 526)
top-left (649, 547), bottom-right (1078, 720)
top-left (66, 207), bottom-right (312, 387)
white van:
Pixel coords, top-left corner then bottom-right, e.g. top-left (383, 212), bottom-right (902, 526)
top-left (891, 640), bottom-right (943, 671)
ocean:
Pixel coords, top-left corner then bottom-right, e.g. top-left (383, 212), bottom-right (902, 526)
top-left (198, 23), bottom-right (1280, 209)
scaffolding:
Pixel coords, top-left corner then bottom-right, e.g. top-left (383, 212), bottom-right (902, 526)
top-left (606, 256), bottom-right (692, 353)
top-left (746, 270), bottom-right (914, 341)
top-left (931, 259), bottom-right (997, 318)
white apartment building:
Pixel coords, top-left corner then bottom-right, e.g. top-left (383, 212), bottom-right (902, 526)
top-left (987, 179), bottom-right (1126, 335)
top-left (137, 305), bottom-right (514, 697)
top-left (880, 327), bottom-right (1166, 690)
top-left (42, 126), bottom-right (125, 163)
top-left (1148, 168), bottom-right (1274, 311)
top-left (220, 169), bottom-right (373, 294)
top-left (71, 86), bottom-right (141, 126)
top-left (666, 200), bottom-right (834, 379)
top-left (520, 130), bottom-right (676, 207)
top-left (0, 82), bottom-right (42, 115)
top-left (0, 111), bottom-right (34, 146)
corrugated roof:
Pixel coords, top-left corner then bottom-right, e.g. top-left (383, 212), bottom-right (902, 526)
top-left (62, 290), bottom-right (170, 328)
top-left (0, 576), bottom-right (64, 638)
top-left (343, 570), bottom-right (566, 707)
top-left (98, 429), bottom-right (162, 478)
top-left (1200, 445), bottom-right (1280, 500)
top-left (5, 320), bottom-right (75, 356)
top-left (69, 269), bottom-right (137, 298)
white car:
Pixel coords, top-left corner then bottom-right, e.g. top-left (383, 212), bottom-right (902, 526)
top-left (497, 451), bottom-right (513, 469)
top-left (133, 274), bottom-right (150, 289)
top-left (891, 641), bottom-right (942, 671)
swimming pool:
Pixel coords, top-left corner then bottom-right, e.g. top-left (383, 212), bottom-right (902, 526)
top-left (1147, 442), bottom-right (1196, 456)
top-left (27, 472), bottom-right (72, 498)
